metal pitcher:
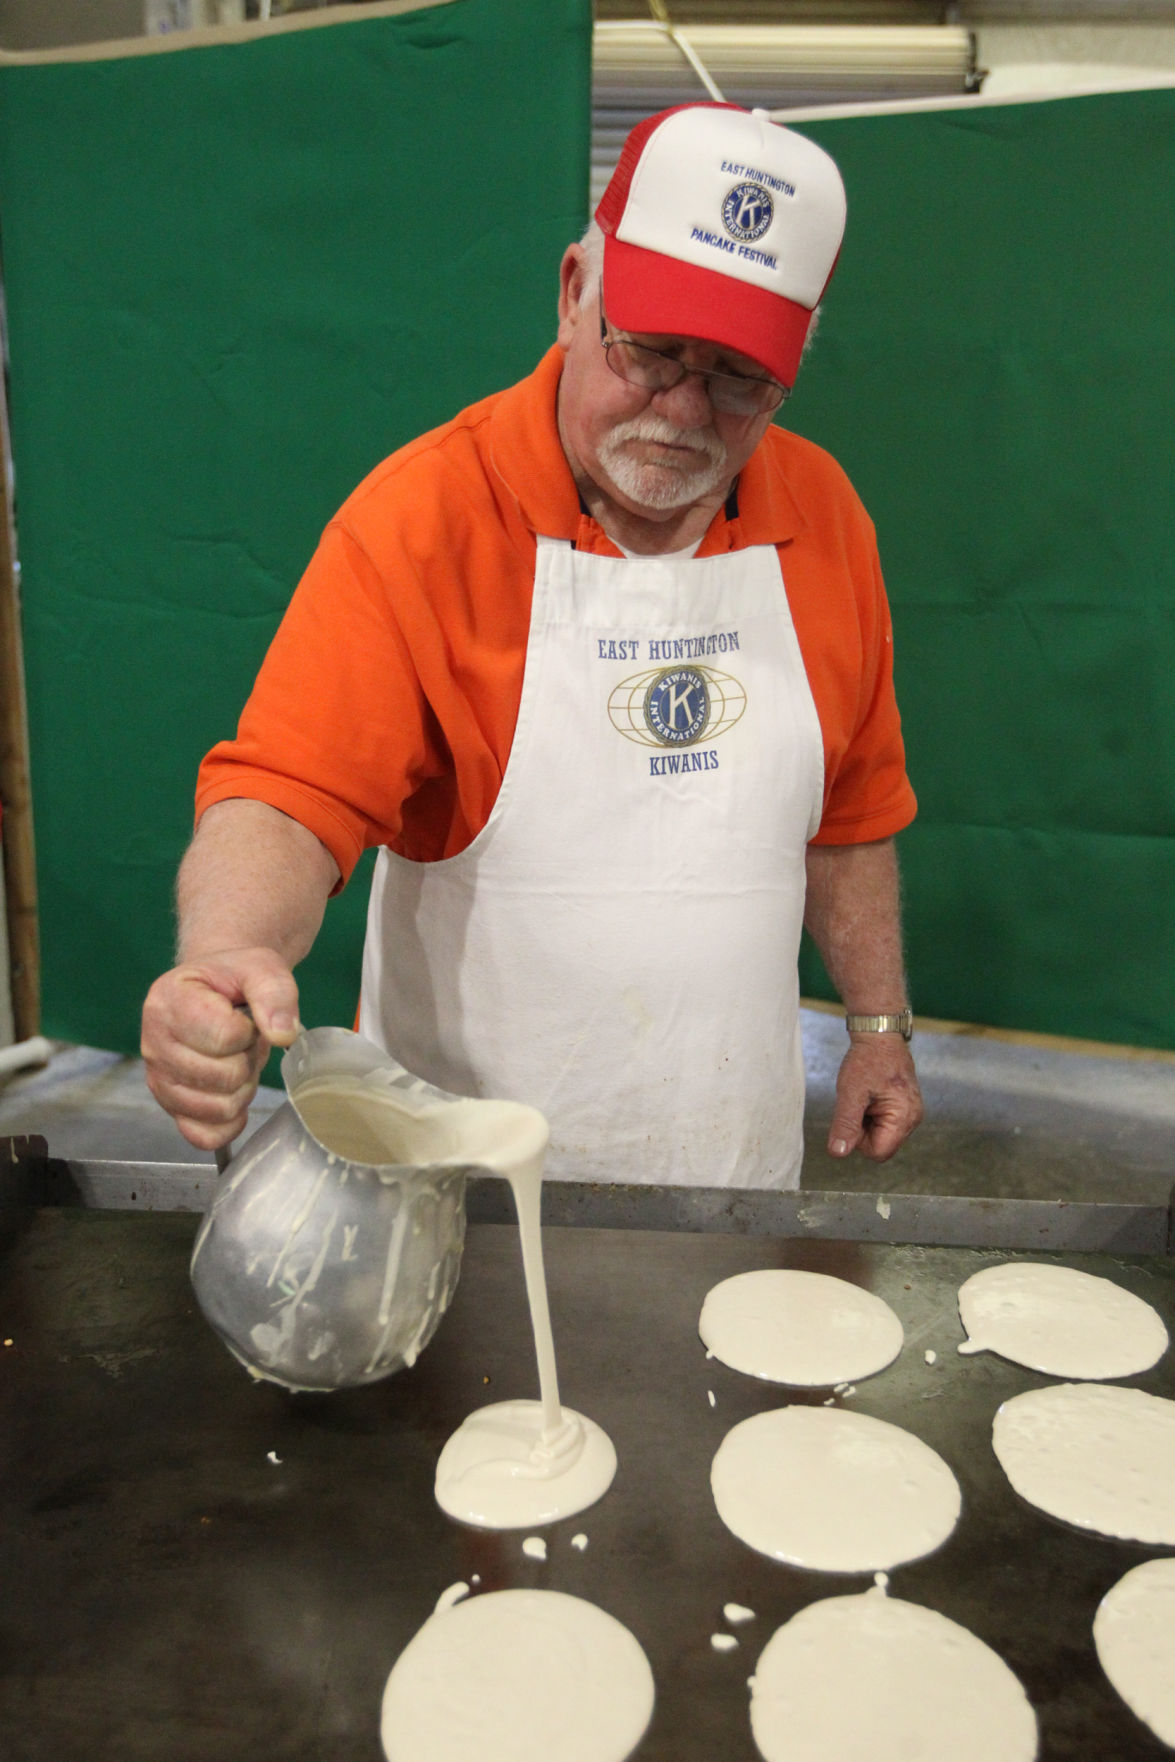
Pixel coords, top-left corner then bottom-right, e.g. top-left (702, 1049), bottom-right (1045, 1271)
top-left (190, 1026), bottom-right (548, 1392)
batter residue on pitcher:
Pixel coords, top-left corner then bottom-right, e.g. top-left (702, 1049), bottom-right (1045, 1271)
top-left (748, 1583), bottom-right (1037, 1762)
top-left (992, 1382), bottom-right (1175, 1544)
top-left (381, 1588), bottom-right (654, 1762)
top-left (434, 1145), bottom-right (617, 1527)
top-left (957, 1261), bottom-right (1168, 1379)
top-left (711, 1405), bottom-right (961, 1573)
top-left (1093, 1558), bottom-right (1175, 1749)
top-left (700, 1269), bottom-right (904, 1386)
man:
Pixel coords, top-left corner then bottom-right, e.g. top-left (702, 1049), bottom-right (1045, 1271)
top-left (141, 102), bottom-right (923, 1188)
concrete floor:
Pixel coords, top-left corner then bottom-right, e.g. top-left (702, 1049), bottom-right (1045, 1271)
top-left (1, 1008), bottom-right (1172, 1204)
top-left (799, 1006), bottom-right (1175, 1205)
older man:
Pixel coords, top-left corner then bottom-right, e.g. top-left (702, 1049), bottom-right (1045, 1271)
top-left (142, 101), bottom-right (922, 1188)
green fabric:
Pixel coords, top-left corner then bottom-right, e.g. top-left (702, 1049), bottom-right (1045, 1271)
top-left (788, 89), bottom-right (1175, 1047)
top-left (0, 1), bottom-right (591, 1057)
top-left (3, 63), bottom-right (1173, 1053)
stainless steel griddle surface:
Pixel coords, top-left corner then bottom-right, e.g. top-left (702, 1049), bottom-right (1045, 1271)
top-left (1, 1205), bottom-right (1173, 1761)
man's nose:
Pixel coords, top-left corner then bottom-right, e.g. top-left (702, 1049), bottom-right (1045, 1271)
top-left (650, 370), bottom-right (714, 428)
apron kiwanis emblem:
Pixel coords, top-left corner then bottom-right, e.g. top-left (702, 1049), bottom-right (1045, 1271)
top-left (645, 666), bottom-right (711, 744)
top-left (608, 665), bottom-right (747, 748)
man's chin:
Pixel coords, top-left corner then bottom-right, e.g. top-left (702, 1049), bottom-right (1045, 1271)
top-left (601, 457), bottom-right (725, 515)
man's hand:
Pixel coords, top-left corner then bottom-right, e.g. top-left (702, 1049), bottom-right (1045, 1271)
top-left (141, 948), bottom-right (301, 1151)
top-left (826, 1033), bottom-right (923, 1162)
top-left (141, 800), bottom-right (339, 1149)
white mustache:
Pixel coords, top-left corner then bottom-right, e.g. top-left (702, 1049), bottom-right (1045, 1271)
top-left (607, 414), bottom-right (726, 471)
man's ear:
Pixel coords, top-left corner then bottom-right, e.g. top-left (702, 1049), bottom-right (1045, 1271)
top-left (556, 243), bottom-right (591, 349)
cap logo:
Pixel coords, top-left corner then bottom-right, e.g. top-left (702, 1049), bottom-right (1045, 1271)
top-left (721, 182), bottom-right (773, 244)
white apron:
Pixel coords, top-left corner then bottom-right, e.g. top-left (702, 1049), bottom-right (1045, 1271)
top-left (358, 534), bottom-right (824, 1188)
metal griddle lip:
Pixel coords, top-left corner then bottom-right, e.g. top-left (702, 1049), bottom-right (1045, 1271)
top-left (4, 1137), bottom-right (1173, 1254)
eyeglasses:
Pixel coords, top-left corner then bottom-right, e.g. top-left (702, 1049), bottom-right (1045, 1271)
top-left (599, 307), bottom-right (789, 416)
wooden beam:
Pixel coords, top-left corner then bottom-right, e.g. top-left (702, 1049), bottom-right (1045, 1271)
top-left (0, 363), bottom-right (39, 1040)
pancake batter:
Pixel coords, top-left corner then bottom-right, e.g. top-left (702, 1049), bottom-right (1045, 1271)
top-left (711, 1406), bottom-right (961, 1572)
top-left (699, 1269), bottom-right (904, 1386)
top-left (748, 1583), bottom-right (1038, 1762)
top-left (992, 1383), bottom-right (1175, 1544)
top-left (1093, 1558), bottom-right (1175, 1748)
top-left (380, 1588), bottom-right (654, 1762)
top-left (958, 1262), bottom-right (1168, 1379)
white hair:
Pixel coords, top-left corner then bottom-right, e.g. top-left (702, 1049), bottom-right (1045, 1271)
top-left (573, 218), bottom-right (821, 379)
top-left (576, 219), bottom-right (605, 300)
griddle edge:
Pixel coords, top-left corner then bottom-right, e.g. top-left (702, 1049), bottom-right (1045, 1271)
top-left (4, 1137), bottom-right (1172, 1254)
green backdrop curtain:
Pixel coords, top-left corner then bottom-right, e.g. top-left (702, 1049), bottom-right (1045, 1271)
top-left (0, 0), bottom-right (592, 1055)
top-left (788, 88), bottom-right (1175, 1048)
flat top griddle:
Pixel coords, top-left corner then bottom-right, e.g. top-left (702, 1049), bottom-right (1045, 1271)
top-left (1, 1185), bottom-right (1173, 1761)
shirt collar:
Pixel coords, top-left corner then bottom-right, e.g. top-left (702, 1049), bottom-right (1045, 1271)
top-left (487, 344), bottom-right (582, 540)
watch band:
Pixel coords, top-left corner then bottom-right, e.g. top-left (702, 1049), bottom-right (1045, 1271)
top-left (845, 1009), bottom-right (914, 1041)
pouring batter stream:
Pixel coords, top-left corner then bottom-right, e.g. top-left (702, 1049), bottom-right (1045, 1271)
top-left (434, 1143), bottom-right (617, 1529)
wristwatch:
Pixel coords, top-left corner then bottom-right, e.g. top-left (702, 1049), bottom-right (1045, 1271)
top-left (845, 1009), bottom-right (914, 1041)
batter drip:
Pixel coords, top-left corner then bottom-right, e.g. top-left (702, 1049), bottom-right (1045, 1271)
top-left (435, 1146), bottom-right (617, 1527)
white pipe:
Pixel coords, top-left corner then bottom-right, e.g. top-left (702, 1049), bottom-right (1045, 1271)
top-left (0, 1035), bottom-right (53, 1080)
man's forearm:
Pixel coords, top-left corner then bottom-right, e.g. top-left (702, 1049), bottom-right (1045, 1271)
top-left (803, 837), bottom-right (922, 1161)
top-left (803, 837), bottom-right (909, 1013)
top-left (177, 798), bottom-right (340, 965)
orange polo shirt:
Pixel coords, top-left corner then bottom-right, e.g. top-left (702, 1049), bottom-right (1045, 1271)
top-left (197, 344), bottom-right (915, 881)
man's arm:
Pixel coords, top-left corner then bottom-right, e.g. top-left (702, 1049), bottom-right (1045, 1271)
top-left (803, 837), bottom-right (923, 1162)
top-left (140, 799), bottom-right (340, 1151)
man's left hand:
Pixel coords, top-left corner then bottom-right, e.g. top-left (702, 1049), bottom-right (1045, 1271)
top-left (826, 1035), bottom-right (923, 1162)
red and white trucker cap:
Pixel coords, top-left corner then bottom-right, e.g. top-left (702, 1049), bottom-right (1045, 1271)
top-left (595, 103), bottom-right (847, 389)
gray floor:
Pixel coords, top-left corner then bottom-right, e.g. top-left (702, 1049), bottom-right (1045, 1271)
top-left (799, 1008), bottom-right (1174, 1204)
top-left (1, 1009), bottom-right (1171, 1204)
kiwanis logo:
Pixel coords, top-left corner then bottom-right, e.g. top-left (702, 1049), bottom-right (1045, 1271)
top-left (722, 182), bottom-right (773, 243)
top-left (645, 667), bottom-right (711, 744)
top-left (608, 665), bottom-right (747, 749)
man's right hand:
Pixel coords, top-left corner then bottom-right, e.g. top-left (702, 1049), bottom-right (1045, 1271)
top-left (141, 947), bottom-right (302, 1151)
